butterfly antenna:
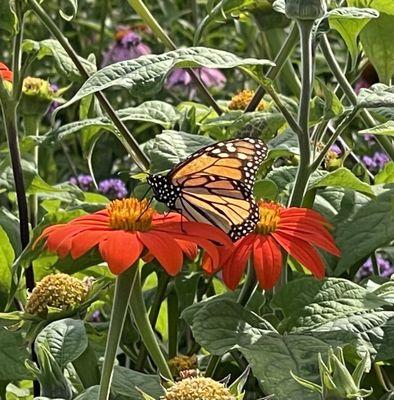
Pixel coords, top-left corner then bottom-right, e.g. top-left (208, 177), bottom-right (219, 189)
top-left (136, 190), bottom-right (154, 222)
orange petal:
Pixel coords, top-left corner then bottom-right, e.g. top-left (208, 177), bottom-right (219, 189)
top-left (99, 231), bottom-right (143, 275)
top-left (175, 239), bottom-right (198, 260)
top-left (252, 236), bottom-right (282, 290)
top-left (222, 234), bottom-right (255, 290)
top-left (138, 231), bottom-right (183, 276)
top-left (70, 230), bottom-right (107, 259)
top-left (273, 232), bottom-right (325, 279)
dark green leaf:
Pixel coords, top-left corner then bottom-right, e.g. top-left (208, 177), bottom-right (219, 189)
top-left (357, 84), bottom-right (394, 108)
top-left (0, 1), bottom-right (17, 34)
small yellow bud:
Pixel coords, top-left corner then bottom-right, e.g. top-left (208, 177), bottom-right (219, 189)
top-left (168, 355), bottom-right (198, 378)
top-left (228, 89), bottom-right (266, 111)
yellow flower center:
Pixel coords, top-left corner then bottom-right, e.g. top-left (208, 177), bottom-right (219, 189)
top-left (228, 89), bottom-right (266, 111)
top-left (107, 198), bottom-right (154, 231)
top-left (255, 201), bottom-right (282, 234)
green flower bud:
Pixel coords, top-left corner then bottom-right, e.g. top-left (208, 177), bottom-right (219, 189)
top-left (26, 273), bottom-right (89, 317)
top-left (20, 77), bottom-right (64, 118)
top-left (285, 0), bottom-right (326, 20)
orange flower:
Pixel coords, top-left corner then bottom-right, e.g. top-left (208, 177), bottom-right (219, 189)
top-left (0, 63), bottom-right (13, 82)
top-left (35, 198), bottom-right (232, 276)
top-left (222, 201), bottom-right (340, 290)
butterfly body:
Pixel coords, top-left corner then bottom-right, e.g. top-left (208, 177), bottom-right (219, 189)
top-left (147, 138), bottom-right (268, 240)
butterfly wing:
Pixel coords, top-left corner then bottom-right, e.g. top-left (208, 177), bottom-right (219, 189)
top-left (173, 176), bottom-right (259, 240)
top-left (168, 138), bottom-right (267, 190)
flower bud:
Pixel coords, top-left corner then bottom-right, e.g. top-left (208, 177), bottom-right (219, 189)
top-left (20, 77), bottom-right (65, 118)
top-left (168, 355), bottom-right (198, 378)
top-left (26, 273), bottom-right (89, 316)
top-left (285, 0), bottom-right (326, 20)
top-left (228, 89), bottom-right (267, 111)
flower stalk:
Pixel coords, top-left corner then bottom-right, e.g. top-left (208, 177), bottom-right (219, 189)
top-left (129, 267), bottom-right (173, 381)
top-left (98, 266), bottom-right (138, 400)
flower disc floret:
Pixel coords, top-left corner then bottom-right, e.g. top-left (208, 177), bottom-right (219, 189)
top-left (163, 377), bottom-right (235, 400)
top-left (255, 201), bottom-right (281, 234)
top-left (26, 273), bottom-right (89, 316)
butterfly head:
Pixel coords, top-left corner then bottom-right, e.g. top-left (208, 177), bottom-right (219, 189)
top-left (147, 174), bottom-right (179, 208)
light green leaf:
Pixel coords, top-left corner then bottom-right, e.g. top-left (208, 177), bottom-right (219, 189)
top-left (0, 330), bottom-right (31, 380)
top-left (335, 185), bottom-right (394, 274)
top-left (35, 318), bottom-right (88, 369)
top-left (0, 226), bottom-right (14, 309)
top-left (359, 13), bottom-right (394, 84)
top-left (375, 161), bottom-right (394, 184)
top-left (348, 0), bottom-right (394, 15)
top-left (144, 130), bottom-right (215, 173)
top-left (357, 84), bottom-right (394, 108)
top-left (328, 7), bottom-right (379, 70)
top-left (0, 1), bottom-right (17, 35)
top-left (310, 167), bottom-right (375, 197)
top-left (56, 47), bottom-right (273, 110)
top-left (111, 366), bottom-right (165, 399)
top-left (359, 120), bottom-right (394, 136)
top-left (0, 207), bottom-right (21, 255)
top-left (22, 39), bottom-right (96, 80)
top-left (254, 179), bottom-right (279, 201)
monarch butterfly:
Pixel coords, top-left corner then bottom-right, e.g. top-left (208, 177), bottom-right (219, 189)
top-left (147, 138), bottom-right (268, 240)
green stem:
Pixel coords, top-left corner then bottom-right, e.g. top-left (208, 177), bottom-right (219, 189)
top-left (23, 115), bottom-right (41, 228)
top-left (99, 266), bottom-right (138, 400)
top-left (288, 20), bottom-right (314, 207)
top-left (167, 287), bottom-right (179, 359)
top-left (12, 0), bottom-right (25, 101)
top-left (26, 0), bottom-right (150, 171)
top-left (129, 267), bottom-right (173, 381)
top-left (135, 273), bottom-right (170, 371)
top-left (205, 260), bottom-right (257, 377)
top-left (245, 23), bottom-right (299, 112)
top-left (320, 34), bottom-right (394, 160)
top-left (126, 0), bottom-right (223, 115)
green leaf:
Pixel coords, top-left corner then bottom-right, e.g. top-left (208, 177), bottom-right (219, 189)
top-left (310, 167), bottom-right (375, 197)
top-left (335, 185), bottom-right (394, 274)
top-left (111, 366), bottom-right (165, 399)
top-left (22, 39), bottom-right (96, 80)
top-left (359, 120), bottom-right (394, 136)
top-left (375, 161), bottom-right (394, 184)
top-left (0, 1), bottom-right (17, 35)
top-left (56, 47), bottom-right (273, 110)
top-left (45, 101), bottom-right (179, 143)
top-left (348, 0), bottom-right (394, 15)
top-left (35, 319), bottom-right (88, 369)
top-left (74, 386), bottom-right (99, 400)
top-left (0, 207), bottom-right (21, 255)
top-left (254, 179), bottom-right (279, 201)
top-left (357, 84), bottom-right (394, 108)
top-left (268, 129), bottom-right (300, 158)
top-left (0, 329), bottom-right (31, 380)
top-left (0, 226), bottom-right (14, 309)
top-left (144, 130), bottom-right (215, 173)
top-left (328, 7), bottom-right (379, 70)
top-left (359, 13), bottom-right (394, 84)
top-left (271, 278), bottom-right (387, 333)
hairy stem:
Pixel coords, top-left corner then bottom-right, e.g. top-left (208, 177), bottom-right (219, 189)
top-left (26, 0), bottom-right (150, 171)
top-left (245, 23), bottom-right (299, 112)
top-left (129, 268), bottom-right (173, 381)
top-left (126, 0), bottom-right (223, 115)
top-left (99, 266), bottom-right (138, 400)
top-left (288, 20), bottom-right (314, 207)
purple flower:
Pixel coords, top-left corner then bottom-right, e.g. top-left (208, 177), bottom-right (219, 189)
top-left (69, 174), bottom-right (94, 191)
top-left (356, 256), bottom-right (394, 280)
top-left (362, 151), bottom-right (389, 172)
top-left (166, 67), bottom-right (226, 90)
top-left (330, 144), bottom-right (341, 156)
top-left (46, 83), bottom-right (61, 119)
top-left (363, 134), bottom-right (375, 144)
top-left (354, 79), bottom-right (370, 95)
top-left (98, 178), bottom-right (128, 199)
top-left (101, 28), bottom-right (151, 67)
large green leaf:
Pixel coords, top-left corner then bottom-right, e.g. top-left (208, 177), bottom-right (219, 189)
top-left (45, 101), bottom-right (179, 143)
top-left (0, 329), bottom-right (31, 380)
top-left (309, 167), bottom-right (375, 197)
top-left (335, 185), bottom-right (394, 274)
top-left (0, 226), bottom-right (14, 309)
top-left (22, 39), bottom-right (96, 80)
top-left (144, 130), bottom-right (214, 173)
top-left (271, 278), bottom-right (388, 333)
top-left (35, 319), bottom-right (88, 369)
top-left (375, 162), bottom-right (394, 184)
top-left (185, 297), bottom-right (325, 400)
top-left (328, 7), bottom-right (379, 70)
top-left (357, 84), bottom-right (394, 108)
top-left (111, 366), bottom-right (164, 399)
top-left (0, 207), bottom-right (21, 255)
top-left (348, 0), bottom-right (394, 15)
top-left (56, 47), bottom-right (273, 110)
